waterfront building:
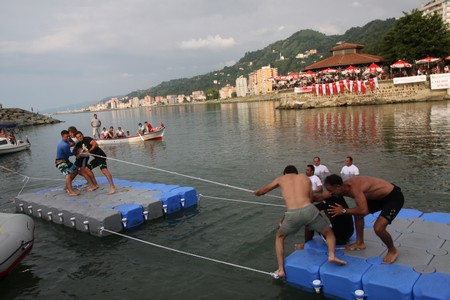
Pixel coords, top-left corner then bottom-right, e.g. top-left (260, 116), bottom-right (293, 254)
top-left (235, 76), bottom-right (248, 97)
top-left (248, 65), bottom-right (278, 95)
top-left (166, 95), bottom-right (178, 105)
top-left (304, 43), bottom-right (384, 71)
top-left (419, 0), bottom-right (450, 25)
top-left (219, 84), bottom-right (236, 99)
top-left (191, 90), bottom-right (206, 101)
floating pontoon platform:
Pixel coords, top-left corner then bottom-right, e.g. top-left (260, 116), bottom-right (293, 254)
top-left (14, 177), bottom-right (198, 237)
top-left (285, 209), bottom-right (450, 300)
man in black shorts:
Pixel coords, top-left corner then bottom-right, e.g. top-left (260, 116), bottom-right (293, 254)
top-left (324, 174), bottom-right (404, 264)
top-left (75, 131), bottom-right (116, 195)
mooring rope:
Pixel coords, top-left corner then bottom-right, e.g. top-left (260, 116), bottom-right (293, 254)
top-left (100, 227), bottom-right (279, 279)
top-left (89, 153), bottom-right (283, 199)
top-left (199, 194), bottom-right (285, 207)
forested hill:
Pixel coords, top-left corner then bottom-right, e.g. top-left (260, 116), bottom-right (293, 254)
top-left (128, 18), bottom-right (395, 99)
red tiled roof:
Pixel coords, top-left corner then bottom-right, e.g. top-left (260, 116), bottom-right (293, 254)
top-left (330, 43), bottom-right (364, 52)
top-left (304, 53), bottom-right (384, 70)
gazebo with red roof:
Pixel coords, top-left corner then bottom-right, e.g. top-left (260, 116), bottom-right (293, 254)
top-left (304, 43), bottom-right (384, 71)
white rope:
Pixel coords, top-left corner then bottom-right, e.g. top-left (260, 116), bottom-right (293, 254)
top-left (0, 166), bottom-right (65, 182)
top-left (200, 194), bottom-right (285, 208)
top-left (100, 227), bottom-right (279, 279)
top-left (89, 153), bottom-right (283, 199)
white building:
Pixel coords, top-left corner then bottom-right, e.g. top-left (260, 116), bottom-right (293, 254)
top-left (419, 0), bottom-right (450, 25)
top-left (235, 76), bottom-right (248, 97)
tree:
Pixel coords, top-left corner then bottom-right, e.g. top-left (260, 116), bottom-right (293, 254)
top-left (379, 10), bottom-right (450, 63)
top-left (205, 89), bottom-right (219, 100)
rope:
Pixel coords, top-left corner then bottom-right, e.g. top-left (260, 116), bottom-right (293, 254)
top-left (89, 153), bottom-right (283, 199)
top-left (200, 194), bottom-right (285, 208)
top-left (100, 227), bottom-right (279, 279)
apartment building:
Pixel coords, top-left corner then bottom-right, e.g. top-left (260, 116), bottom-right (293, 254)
top-left (235, 76), bottom-right (248, 97)
top-left (248, 65), bottom-right (278, 96)
top-left (419, 0), bottom-right (450, 25)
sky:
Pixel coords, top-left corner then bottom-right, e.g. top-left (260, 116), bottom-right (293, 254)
top-left (0, 0), bottom-right (425, 111)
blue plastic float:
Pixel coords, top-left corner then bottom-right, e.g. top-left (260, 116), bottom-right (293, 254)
top-left (284, 210), bottom-right (450, 300)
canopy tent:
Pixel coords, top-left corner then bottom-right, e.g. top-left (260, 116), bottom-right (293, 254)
top-left (390, 60), bottom-right (412, 68)
top-left (415, 56), bottom-right (441, 69)
top-left (300, 70), bottom-right (316, 77)
top-left (367, 62), bottom-right (382, 73)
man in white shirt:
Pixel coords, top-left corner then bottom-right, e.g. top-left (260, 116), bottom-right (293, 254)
top-left (340, 156), bottom-right (359, 178)
top-left (313, 156), bottom-right (330, 181)
top-left (306, 165), bottom-right (323, 193)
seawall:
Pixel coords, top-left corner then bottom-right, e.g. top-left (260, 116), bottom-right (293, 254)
top-left (0, 108), bottom-right (62, 126)
top-left (277, 80), bottom-right (449, 109)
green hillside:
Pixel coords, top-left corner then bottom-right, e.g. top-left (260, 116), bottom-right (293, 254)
top-left (128, 18), bottom-right (396, 99)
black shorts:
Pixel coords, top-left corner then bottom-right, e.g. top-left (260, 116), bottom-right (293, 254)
top-left (89, 153), bottom-right (107, 169)
top-left (368, 185), bottom-right (404, 224)
top-left (74, 156), bottom-right (89, 168)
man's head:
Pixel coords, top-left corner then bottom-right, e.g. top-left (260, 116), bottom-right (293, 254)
top-left (313, 156), bottom-right (321, 166)
top-left (75, 131), bottom-right (84, 141)
top-left (305, 164), bottom-right (315, 176)
top-left (345, 156), bottom-right (353, 166)
top-left (60, 130), bottom-right (70, 141)
top-left (118, 127), bottom-right (122, 130)
top-left (283, 165), bottom-right (298, 175)
top-left (324, 174), bottom-right (344, 195)
top-left (93, 114), bottom-right (97, 118)
top-left (68, 126), bottom-right (77, 137)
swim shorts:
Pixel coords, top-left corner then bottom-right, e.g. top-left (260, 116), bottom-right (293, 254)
top-left (368, 185), bottom-right (404, 224)
top-left (278, 204), bottom-right (329, 236)
top-left (55, 159), bottom-right (77, 176)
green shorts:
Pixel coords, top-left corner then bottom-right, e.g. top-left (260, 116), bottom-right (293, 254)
top-left (279, 204), bottom-right (329, 236)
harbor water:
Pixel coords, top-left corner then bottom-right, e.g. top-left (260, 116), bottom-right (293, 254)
top-left (1, 100), bottom-right (449, 299)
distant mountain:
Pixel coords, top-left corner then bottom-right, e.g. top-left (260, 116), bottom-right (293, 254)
top-left (128, 18), bottom-right (395, 99)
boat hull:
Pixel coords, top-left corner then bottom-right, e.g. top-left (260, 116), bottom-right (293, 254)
top-left (96, 127), bottom-right (165, 145)
top-left (0, 213), bottom-right (34, 278)
top-left (0, 140), bottom-right (30, 155)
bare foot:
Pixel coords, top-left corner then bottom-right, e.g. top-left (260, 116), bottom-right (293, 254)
top-left (382, 248), bottom-right (399, 264)
top-left (68, 191), bottom-right (80, 196)
top-left (107, 187), bottom-right (116, 195)
top-left (294, 243), bottom-right (305, 250)
top-left (272, 269), bottom-right (285, 279)
top-left (328, 256), bottom-right (347, 265)
top-left (345, 242), bottom-right (366, 251)
top-left (87, 186), bottom-right (99, 192)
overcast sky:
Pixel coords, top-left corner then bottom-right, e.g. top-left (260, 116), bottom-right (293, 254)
top-left (0, 0), bottom-right (425, 111)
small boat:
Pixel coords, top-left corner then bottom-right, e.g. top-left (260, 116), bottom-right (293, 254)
top-left (96, 127), bottom-right (165, 145)
top-left (0, 213), bottom-right (35, 278)
top-left (0, 122), bottom-right (31, 155)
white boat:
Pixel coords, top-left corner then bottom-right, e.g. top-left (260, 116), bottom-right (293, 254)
top-left (96, 127), bottom-right (165, 145)
top-left (0, 213), bottom-right (34, 278)
top-left (0, 123), bottom-right (31, 155)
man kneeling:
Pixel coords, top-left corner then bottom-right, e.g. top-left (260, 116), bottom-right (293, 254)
top-left (254, 165), bottom-right (346, 279)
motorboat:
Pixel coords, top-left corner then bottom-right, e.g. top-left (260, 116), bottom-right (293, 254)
top-left (0, 122), bottom-right (31, 155)
top-left (96, 127), bottom-right (165, 145)
top-left (0, 212), bottom-right (34, 278)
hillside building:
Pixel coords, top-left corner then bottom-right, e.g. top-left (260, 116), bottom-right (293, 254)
top-left (248, 65), bottom-right (278, 95)
top-left (419, 0), bottom-right (450, 25)
top-left (219, 84), bottom-right (236, 99)
top-left (235, 76), bottom-right (248, 97)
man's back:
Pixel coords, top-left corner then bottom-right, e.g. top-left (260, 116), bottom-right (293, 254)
top-left (345, 176), bottom-right (394, 200)
top-left (278, 173), bottom-right (312, 210)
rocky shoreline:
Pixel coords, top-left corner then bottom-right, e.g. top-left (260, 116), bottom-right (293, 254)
top-left (0, 108), bottom-right (62, 127)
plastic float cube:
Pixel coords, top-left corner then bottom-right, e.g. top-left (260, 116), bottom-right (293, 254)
top-left (413, 272), bottom-right (450, 300)
top-left (113, 203), bottom-right (144, 229)
top-left (171, 186), bottom-right (197, 208)
top-left (284, 249), bottom-right (328, 290)
top-left (153, 192), bottom-right (182, 214)
top-left (320, 255), bottom-right (372, 300)
top-left (361, 263), bottom-right (420, 300)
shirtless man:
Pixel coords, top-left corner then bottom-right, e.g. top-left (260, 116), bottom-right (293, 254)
top-left (254, 165), bottom-right (346, 279)
top-left (324, 174), bottom-right (404, 264)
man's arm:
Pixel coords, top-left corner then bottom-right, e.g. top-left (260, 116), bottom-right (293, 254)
top-left (254, 178), bottom-right (279, 196)
top-left (328, 187), bottom-right (369, 217)
top-left (88, 139), bottom-right (99, 153)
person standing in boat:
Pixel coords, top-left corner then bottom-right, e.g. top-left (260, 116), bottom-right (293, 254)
top-left (74, 131), bottom-right (116, 195)
top-left (254, 165), bottom-right (346, 279)
top-left (55, 130), bottom-right (79, 196)
top-left (90, 114), bottom-right (102, 139)
top-left (324, 174), bottom-right (404, 264)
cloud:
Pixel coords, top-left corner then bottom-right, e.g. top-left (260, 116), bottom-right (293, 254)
top-left (120, 73), bottom-right (133, 78)
top-left (277, 26), bottom-right (285, 32)
top-left (180, 35), bottom-right (236, 50)
top-left (352, 2), bottom-right (361, 7)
